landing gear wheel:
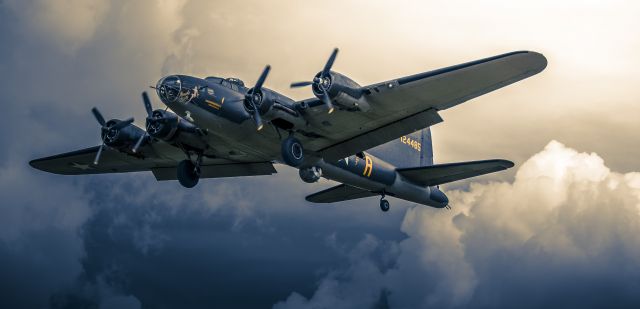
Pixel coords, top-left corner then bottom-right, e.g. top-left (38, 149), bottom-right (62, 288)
top-left (281, 137), bottom-right (304, 167)
top-left (177, 159), bottom-right (200, 188)
top-left (380, 199), bottom-right (390, 212)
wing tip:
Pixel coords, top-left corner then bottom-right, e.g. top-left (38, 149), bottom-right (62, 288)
top-left (495, 159), bottom-right (515, 169)
top-left (28, 158), bottom-right (68, 175)
top-left (29, 158), bottom-right (47, 171)
top-left (525, 50), bottom-right (548, 74)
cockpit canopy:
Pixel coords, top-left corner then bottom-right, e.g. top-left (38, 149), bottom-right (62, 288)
top-left (205, 76), bottom-right (246, 91)
top-left (225, 78), bottom-right (245, 87)
top-left (157, 75), bottom-right (247, 105)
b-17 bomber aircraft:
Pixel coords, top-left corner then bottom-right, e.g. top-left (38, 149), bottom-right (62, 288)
top-left (30, 49), bottom-right (547, 212)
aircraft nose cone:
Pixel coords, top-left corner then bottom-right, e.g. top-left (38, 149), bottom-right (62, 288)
top-left (156, 75), bottom-right (182, 104)
top-left (430, 187), bottom-right (449, 207)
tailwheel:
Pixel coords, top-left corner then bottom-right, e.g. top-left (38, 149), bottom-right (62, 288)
top-left (379, 198), bottom-right (390, 212)
top-left (281, 136), bottom-right (304, 167)
top-left (177, 159), bottom-right (200, 188)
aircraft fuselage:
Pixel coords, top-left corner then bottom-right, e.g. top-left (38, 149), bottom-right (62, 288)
top-left (155, 74), bottom-right (448, 208)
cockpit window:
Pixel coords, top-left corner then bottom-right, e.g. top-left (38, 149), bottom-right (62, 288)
top-left (225, 78), bottom-right (245, 87)
top-left (205, 76), bottom-right (222, 84)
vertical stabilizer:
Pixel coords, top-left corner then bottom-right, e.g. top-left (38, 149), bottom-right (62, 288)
top-left (367, 128), bottom-right (434, 168)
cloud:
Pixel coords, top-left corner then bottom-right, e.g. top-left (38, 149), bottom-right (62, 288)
top-left (2, 1), bottom-right (640, 308)
top-left (275, 141), bottom-right (640, 308)
top-left (4, 0), bottom-right (111, 53)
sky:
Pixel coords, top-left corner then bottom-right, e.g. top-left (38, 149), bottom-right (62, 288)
top-left (1, 0), bottom-right (640, 308)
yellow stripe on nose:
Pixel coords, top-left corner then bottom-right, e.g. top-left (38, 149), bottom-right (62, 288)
top-left (206, 99), bottom-right (222, 109)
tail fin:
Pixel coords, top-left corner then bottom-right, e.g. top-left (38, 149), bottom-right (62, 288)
top-left (367, 128), bottom-right (434, 168)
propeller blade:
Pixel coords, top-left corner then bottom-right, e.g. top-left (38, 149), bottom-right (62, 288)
top-left (111, 117), bottom-right (134, 130)
top-left (321, 48), bottom-right (339, 77)
top-left (93, 144), bottom-right (104, 165)
top-left (321, 92), bottom-right (335, 114)
top-left (290, 81), bottom-right (313, 88)
top-left (254, 65), bottom-right (271, 91)
top-left (142, 92), bottom-right (153, 117)
top-left (91, 107), bottom-right (106, 126)
top-left (251, 103), bottom-right (264, 131)
top-left (132, 133), bottom-right (147, 153)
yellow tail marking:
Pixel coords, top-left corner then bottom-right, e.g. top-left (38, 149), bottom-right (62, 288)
top-left (363, 155), bottom-right (373, 177)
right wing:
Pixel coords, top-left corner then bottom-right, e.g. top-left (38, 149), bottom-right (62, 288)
top-left (396, 159), bottom-right (514, 187)
top-left (305, 184), bottom-right (377, 203)
top-left (30, 143), bottom-right (276, 180)
top-left (297, 51), bottom-right (547, 161)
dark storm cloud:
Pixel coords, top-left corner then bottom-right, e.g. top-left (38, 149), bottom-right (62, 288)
top-left (0, 1), bottom-right (404, 307)
top-left (47, 170), bottom-right (407, 308)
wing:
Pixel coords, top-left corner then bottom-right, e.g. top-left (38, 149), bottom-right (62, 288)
top-left (305, 184), bottom-right (377, 203)
top-left (298, 51), bottom-right (547, 161)
top-left (30, 143), bottom-right (276, 180)
top-left (396, 159), bottom-right (514, 187)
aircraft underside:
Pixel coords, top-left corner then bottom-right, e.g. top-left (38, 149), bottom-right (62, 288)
top-left (30, 48), bottom-right (546, 212)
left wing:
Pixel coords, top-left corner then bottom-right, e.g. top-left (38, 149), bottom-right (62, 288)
top-left (30, 144), bottom-right (276, 180)
top-left (296, 51), bottom-right (547, 161)
top-left (396, 159), bottom-right (514, 187)
top-left (306, 184), bottom-right (377, 203)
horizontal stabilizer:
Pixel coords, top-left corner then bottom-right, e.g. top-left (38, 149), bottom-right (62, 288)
top-left (306, 184), bottom-right (377, 203)
top-left (396, 159), bottom-right (514, 187)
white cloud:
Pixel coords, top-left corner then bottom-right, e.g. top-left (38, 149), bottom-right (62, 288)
top-left (275, 141), bottom-right (640, 308)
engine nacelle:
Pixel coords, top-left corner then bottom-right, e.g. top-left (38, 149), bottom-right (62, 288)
top-left (147, 110), bottom-right (207, 150)
top-left (102, 119), bottom-right (145, 150)
top-left (245, 89), bottom-right (307, 130)
top-left (313, 71), bottom-right (370, 111)
top-left (299, 166), bottom-right (323, 183)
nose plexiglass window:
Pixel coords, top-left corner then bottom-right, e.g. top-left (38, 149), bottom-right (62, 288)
top-left (157, 76), bottom-right (198, 104)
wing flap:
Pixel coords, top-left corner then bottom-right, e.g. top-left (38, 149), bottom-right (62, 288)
top-left (319, 108), bottom-right (443, 161)
top-left (397, 159), bottom-right (514, 187)
top-left (306, 184), bottom-right (377, 203)
top-left (30, 145), bottom-right (277, 180)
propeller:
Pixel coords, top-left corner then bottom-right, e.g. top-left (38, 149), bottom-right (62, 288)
top-left (132, 92), bottom-right (153, 153)
top-left (290, 48), bottom-right (338, 113)
top-left (244, 65), bottom-right (271, 131)
top-left (91, 107), bottom-right (134, 165)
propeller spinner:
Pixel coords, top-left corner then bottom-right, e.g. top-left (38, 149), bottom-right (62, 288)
top-left (243, 65), bottom-right (271, 131)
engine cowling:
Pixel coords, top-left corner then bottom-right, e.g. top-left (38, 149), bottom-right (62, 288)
top-left (312, 71), bottom-right (369, 111)
top-left (101, 119), bottom-right (145, 150)
top-left (147, 109), bottom-right (207, 150)
top-left (243, 88), bottom-right (306, 130)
